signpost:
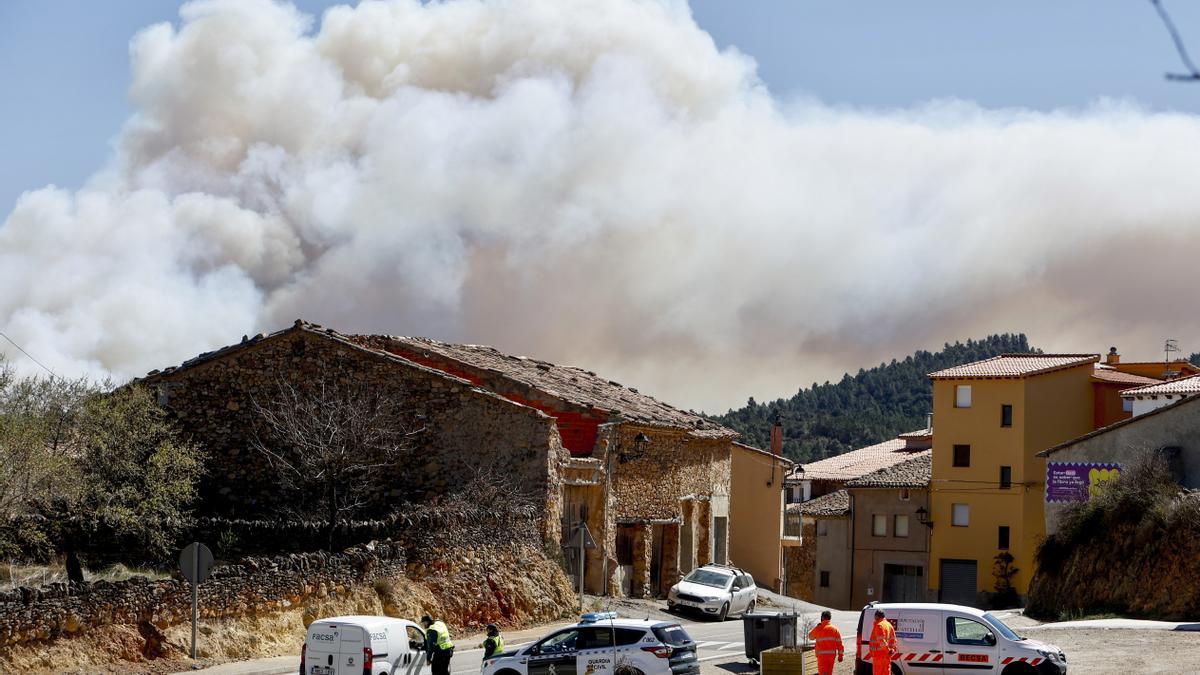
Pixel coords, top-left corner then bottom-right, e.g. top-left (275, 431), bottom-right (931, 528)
top-left (179, 542), bottom-right (214, 659)
top-left (566, 523), bottom-right (596, 607)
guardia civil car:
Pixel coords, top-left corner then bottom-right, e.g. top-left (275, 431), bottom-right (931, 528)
top-left (481, 613), bottom-right (699, 675)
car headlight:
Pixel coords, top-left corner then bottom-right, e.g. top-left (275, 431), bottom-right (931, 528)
top-left (1037, 649), bottom-right (1065, 663)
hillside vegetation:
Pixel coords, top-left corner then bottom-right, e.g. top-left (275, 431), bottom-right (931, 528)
top-left (1028, 450), bottom-right (1200, 620)
top-left (715, 334), bottom-right (1035, 462)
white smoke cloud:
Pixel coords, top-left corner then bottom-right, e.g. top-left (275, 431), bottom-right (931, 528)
top-left (3, 0), bottom-right (1200, 411)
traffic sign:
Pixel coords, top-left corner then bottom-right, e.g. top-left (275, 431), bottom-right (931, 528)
top-left (179, 542), bottom-right (214, 583)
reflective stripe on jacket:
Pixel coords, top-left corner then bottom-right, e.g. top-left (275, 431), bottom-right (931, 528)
top-left (807, 621), bottom-right (844, 657)
top-left (868, 619), bottom-right (896, 656)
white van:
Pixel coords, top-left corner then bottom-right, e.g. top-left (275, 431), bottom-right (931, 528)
top-left (854, 603), bottom-right (1067, 675)
top-left (302, 615), bottom-right (434, 675)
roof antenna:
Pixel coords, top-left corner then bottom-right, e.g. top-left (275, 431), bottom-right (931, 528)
top-left (1165, 338), bottom-right (1181, 379)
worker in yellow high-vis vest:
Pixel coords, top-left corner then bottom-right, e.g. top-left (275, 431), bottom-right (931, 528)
top-left (421, 614), bottom-right (456, 675)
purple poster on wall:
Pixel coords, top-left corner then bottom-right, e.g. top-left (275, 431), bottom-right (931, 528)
top-left (1046, 462), bottom-right (1122, 503)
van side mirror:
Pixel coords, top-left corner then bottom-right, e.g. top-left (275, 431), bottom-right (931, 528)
top-left (985, 632), bottom-right (997, 646)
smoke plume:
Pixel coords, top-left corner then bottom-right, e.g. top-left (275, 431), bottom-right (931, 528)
top-left (4, 0), bottom-right (1200, 411)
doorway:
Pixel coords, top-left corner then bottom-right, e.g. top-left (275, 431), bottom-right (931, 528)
top-left (883, 564), bottom-right (924, 602)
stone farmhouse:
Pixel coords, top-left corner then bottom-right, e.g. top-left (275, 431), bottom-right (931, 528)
top-left (139, 320), bottom-right (781, 598)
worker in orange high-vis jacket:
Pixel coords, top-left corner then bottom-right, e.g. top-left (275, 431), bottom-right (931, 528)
top-left (867, 609), bottom-right (898, 675)
top-left (807, 610), bottom-right (844, 675)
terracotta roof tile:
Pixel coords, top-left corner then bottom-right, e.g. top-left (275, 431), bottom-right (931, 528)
top-left (792, 435), bottom-right (927, 482)
top-left (1120, 373), bottom-right (1200, 397)
top-left (928, 354), bottom-right (1098, 379)
top-left (791, 489), bottom-right (849, 517)
top-left (845, 451), bottom-right (932, 488)
top-left (1091, 366), bottom-right (1160, 386)
top-left (351, 335), bottom-right (734, 436)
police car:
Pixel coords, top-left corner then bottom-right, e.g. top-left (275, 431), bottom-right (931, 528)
top-left (481, 613), bottom-right (699, 675)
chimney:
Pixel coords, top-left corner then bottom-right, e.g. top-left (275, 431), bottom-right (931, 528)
top-left (770, 411), bottom-right (783, 456)
top-left (1106, 347), bottom-right (1120, 365)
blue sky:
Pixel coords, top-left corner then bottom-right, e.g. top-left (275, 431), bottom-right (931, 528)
top-left (2, 0), bottom-right (1198, 213)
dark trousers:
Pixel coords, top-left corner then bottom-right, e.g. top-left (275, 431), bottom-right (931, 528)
top-left (432, 649), bottom-right (454, 675)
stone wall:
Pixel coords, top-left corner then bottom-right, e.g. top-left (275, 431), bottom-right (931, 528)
top-left (0, 541), bottom-right (576, 670)
top-left (609, 426), bottom-right (732, 521)
top-left (144, 327), bottom-right (567, 544)
top-left (783, 524), bottom-right (815, 601)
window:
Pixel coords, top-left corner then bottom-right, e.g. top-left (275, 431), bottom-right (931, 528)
top-left (947, 617), bottom-right (993, 646)
top-left (955, 385), bottom-right (972, 408)
top-left (536, 629), bottom-right (580, 654)
top-left (819, 571), bottom-right (830, 588)
top-left (872, 514), bottom-right (887, 536)
top-left (894, 514), bottom-right (910, 538)
top-left (817, 520), bottom-right (829, 536)
top-left (1001, 404), bottom-right (1013, 427)
top-left (1122, 398), bottom-right (1133, 413)
top-left (999, 466), bottom-right (1012, 489)
top-left (899, 488), bottom-right (911, 502)
top-left (952, 503), bottom-right (970, 527)
top-left (998, 526), bottom-right (1010, 550)
top-left (578, 627), bottom-right (614, 649)
top-left (953, 444), bottom-right (971, 467)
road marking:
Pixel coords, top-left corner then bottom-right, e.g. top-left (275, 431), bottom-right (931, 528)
top-left (718, 642), bottom-right (745, 650)
top-left (695, 641), bottom-right (726, 648)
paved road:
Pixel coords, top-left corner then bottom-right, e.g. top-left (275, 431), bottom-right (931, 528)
top-left (185, 594), bottom-right (858, 675)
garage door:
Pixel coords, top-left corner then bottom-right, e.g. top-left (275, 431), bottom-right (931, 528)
top-left (939, 559), bottom-right (978, 607)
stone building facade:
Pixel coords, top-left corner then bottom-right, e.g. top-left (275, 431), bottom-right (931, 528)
top-left (140, 321), bottom-right (739, 598)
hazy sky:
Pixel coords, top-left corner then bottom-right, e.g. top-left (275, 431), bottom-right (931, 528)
top-left (3, 0), bottom-right (1200, 413)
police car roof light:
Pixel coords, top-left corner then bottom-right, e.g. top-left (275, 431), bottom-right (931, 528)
top-left (580, 612), bottom-right (619, 623)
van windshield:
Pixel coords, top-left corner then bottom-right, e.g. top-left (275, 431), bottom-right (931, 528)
top-left (982, 613), bottom-right (1023, 641)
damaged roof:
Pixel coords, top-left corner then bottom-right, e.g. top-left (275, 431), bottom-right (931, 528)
top-left (351, 334), bottom-right (734, 436)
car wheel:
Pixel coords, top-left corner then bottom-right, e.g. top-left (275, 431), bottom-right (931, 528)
top-left (667, 602), bottom-right (678, 613)
top-left (717, 602), bottom-right (729, 621)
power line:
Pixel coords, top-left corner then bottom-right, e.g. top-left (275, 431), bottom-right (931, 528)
top-left (0, 331), bottom-right (57, 378)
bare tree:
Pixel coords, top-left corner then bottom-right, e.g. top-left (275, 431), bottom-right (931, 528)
top-left (1150, 0), bottom-right (1200, 81)
top-left (252, 378), bottom-right (423, 549)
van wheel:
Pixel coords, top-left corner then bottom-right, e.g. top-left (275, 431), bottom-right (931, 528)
top-left (495, 669), bottom-right (522, 675)
top-left (1001, 664), bottom-right (1038, 675)
top-left (744, 599), bottom-right (756, 616)
top-left (891, 665), bottom-right (904, 675)
top-left (717, 602), bottom-right (729, 621)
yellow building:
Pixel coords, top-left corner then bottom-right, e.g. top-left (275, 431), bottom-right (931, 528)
top-left (729, 441), bottom-right (793, 591)
top-left (927, 354), bottom-right (1099, 605)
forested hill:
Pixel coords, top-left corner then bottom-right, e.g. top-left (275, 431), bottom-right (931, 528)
top-left (715, 334), bottom-right (1036, 463)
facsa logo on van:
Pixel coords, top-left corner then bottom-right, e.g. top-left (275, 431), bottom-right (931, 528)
top-left (313, 632), bottom-right (336, 641)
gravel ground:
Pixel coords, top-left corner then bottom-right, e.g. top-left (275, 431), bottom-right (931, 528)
top-left (698, 625), bottom-right (1200, 675)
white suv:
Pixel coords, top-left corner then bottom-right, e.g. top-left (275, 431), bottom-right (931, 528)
top-left (482, 613), bottom-right (699, 675)
top-left (666, 564), bottom-right (757, 621)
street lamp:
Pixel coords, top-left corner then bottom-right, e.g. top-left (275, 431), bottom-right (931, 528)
top-left (620, 432), bottom-right (651, 463)
top-left (916, 506), bottom-right (933, 527)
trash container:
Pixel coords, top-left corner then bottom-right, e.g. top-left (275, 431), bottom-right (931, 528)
top-left (743, 612), bottom-right (800, 663)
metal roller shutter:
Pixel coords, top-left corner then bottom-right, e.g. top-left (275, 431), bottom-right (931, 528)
top-left (939, 559), bottom-right (978, 607)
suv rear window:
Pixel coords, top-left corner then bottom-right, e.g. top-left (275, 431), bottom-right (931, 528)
top-left (652, 624), bottom-right (693, 647)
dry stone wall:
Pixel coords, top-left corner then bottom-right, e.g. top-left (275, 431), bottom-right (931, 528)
top-left (143, 327), bottom-right (566, 544)
top-left (609, 426), bottom-right (732, 521)
top-left (0, 540), bottom-right (576, 669)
